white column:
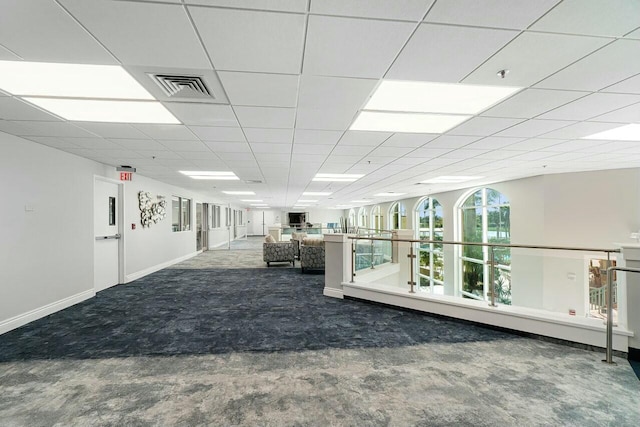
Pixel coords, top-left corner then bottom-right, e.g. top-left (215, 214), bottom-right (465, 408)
top-left (617, 244), bottom-right (640, 350)
top-left (323, 233), bottom-right (352, 299)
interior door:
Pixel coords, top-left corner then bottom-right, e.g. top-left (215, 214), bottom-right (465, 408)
top-left (196, 202), bottom-right (203, 251)
top-left (94, 178), bottom-right (121, 292)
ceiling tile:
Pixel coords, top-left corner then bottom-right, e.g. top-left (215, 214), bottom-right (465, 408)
top-left (134, 124), bottom-right (198, 140)
top-left (0, 44), bottom-right (20, 61)
top-left (218, 72), bottom-right (299, 107)
top-left (293, 129), bottom-right (343, 145)
top-left (591, 102), bottom-right (640, 123)
top-left (475, 150), bottom-right (520, 160)
top-left (189, 126), bottom-right (246, 141)
top-left (508, 151), bottom-right (557, 161)
top-left (304, 15), bottom-right (415, 78)
top-left (603, 73), bottom-right (640, 94)
top-left (250, 143), bottom-right (292, 154)
top-left (440, 149), bottom-right (488, 159)
top-left (331, 145), bottom-right (369, 156)
top-left (464, 137), bottom-right (525, 150)
top-left (0, 0), bottom-right (114, 63)
top-left (311, 0), bottom-right (432, 21)
top-left (65, 137), bottom-right (121, 150)
top-left (463, 32), bottom-right (609, 87)
top-left (367, 146), bottom-right (414, 157)
top-left (6, 121), bottom-right (96, 138)
top-left (234, 106), bottom-right (295, 128)
top-left (530, 0), bottom-right (640, 37)
top-left (507, 138), bottom-right (567, 151)
top-left (410, 147), bottom-right (453, 158)
top-left (292, 144), bottom-right (334, 155)
top-left (339, 131), bottom-right (392, 146)
top-left (537, 93), bottom-right (640, 121)
top-left (0, 98), bottom-right (61, 121)
top-left (190, 7), bottom-right (305, 73)
top-left (204, 141), bottom-right (252, 153)
top-left (164, 103), bottom-right (238, 126)
top-left (112, 139), bottom-right (167, 151)
top-left (387, 24), bottom-right (517, 82)
top-left (536, 40), bottom-right (640, 91)
top-left (74, 122), bottom-right (150, 139)
top-left (448, 117), bottom-right (524, 136)
top-left (381, 133), bottom-right (438, 147)
top-left (244, 128), bottom-right (293, 143)
top-left (425, 0), bottom-right (559, 29)
top-left (481, 89), bottom-right (589, 119)
top-left (177, 151), bottom-right (221, 160)
top-left (539, 121), bottom-right (623, 139)
top-left (159, 140), bottom-right (209, 151)
top-left (185, 0), bottom-right (307, 12)
top-left (61, 0), bottom-right (209, 68)
top-left (423, 135), bottom-right (480, 149)
top-left (24, 136), bottom-right (80, 149)
top-left (295, 108), bottom-right (358, 131)
top-left (494, 119), bottom-right (575, 137)
top-left (298, 75), bottom-right (377, 110)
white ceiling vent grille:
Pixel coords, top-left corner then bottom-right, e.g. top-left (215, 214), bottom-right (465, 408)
top-left (149, 74), bottom-right (213, 99)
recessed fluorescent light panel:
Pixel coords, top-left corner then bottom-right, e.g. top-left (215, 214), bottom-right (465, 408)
top-left (0, 61), bottom-right (154, 99)
top-left (241, 199), bottom-right (263, 202)
top-left (582, 124), bottom-right (640, 141)
top-left (180, 171), bottom-right (239, 180)
top-left (302, 192), bottom-right (332, 196)
top-left (250, 203), bottom-right (268, 206)
top-left (312, 173), bottom-right (364, 182)
top-left (374, 192), bottom-right (406, 197)
top-left (364, 81), bottom-right (520, 114)
top-left (297, 200), bottom-right (318, 203)
top-left (23, 98), bottom-right (179, 124)
top-left (351, 200), bottom-right (371, 203)
top-left (421, 176), bottom-right (483, 184)
top-left (222, 191), bottom-right (255, 195)
top-left (351, 111), bottom-right (470, 133)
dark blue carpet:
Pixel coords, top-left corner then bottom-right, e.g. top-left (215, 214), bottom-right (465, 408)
top-left (0, 268), bottom-right (518, 362)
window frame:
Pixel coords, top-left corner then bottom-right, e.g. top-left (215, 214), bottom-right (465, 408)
top-left (415, 197), bottom-right (444, 293)
top-left (172, 196), bottom-right (191, 232)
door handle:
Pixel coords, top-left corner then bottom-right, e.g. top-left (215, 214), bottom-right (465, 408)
top-left (95, 234), bottom-right (121, 240)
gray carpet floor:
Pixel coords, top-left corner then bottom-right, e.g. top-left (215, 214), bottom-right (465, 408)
top-left (1, 241), bottom-right (639, 426)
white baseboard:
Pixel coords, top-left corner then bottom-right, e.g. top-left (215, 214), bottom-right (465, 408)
top-left (0, 289), bottom-right (95, 335)
top-left (125, 251), bottom-right (199, 283)
top-left (209, 240), bottom-right (230, 249)
top-left (323, 287), bottom-right (344, 299)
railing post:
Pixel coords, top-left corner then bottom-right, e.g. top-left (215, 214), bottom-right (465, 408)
top-left (370, 239), bottom-right (375, 269)
top-left (488, 246), bottom-right (497, 307)
top-left (350, 239), bottom-right (356, 283)
top-left (604, 265), bottom-right (615, 364)
top-left (408, 244), bottom-right (416, 293)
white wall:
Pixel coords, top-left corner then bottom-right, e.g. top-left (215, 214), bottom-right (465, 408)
top-left (0, 132), bottom-right (110, 330)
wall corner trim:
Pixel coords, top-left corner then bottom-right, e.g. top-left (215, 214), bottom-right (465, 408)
top-left (125, 251), bottom-right (199, 283)
top-left (0, 289), bottom-right (95, 335)
top-left (323, 287), bottom-right (344, 299)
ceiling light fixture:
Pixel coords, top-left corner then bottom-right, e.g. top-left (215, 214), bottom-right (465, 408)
top-left (374, 192), bottom-right (406, 197)
top-left (302, 192), bottom-right (332, 196)
top-left (364, 80), bottom-right (520, 114)
top-left (180, 171), bottom-right (239, 180)
top-left (241, 199), bottom-right (263, 202)
top-left (351, 200), bottom-right (371, 203)
top-left (297, 200), bottom-right (318, 203)
top-left (312, 173), bottom-right (364, 182)
top-left (351, 111), bottom-right (470, 133)
top-left (420, 176), bottom-right (483, 184)
top-left (23, 98), bottom-right (179, 124)
top-left (0, 60), bottom-right (154, 99)
top-left (222, 191), bottom-right (255, 195)
top-left (582, 124), bottom-right (640, 141)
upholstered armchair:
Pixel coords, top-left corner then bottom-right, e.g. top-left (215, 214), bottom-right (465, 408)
top-left (300, 238), bottom-right (325, 273)
top-left (263, 235), bottom-right (295, 267)
top-left (290, 231), bottom-right (307, 259)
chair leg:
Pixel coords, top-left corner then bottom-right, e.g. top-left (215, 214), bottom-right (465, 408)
top-left (267, 262), bottom-right (270, 267)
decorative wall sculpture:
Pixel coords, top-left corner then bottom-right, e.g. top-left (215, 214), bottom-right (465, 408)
top-left (138, 191), bottom-right (167, 228)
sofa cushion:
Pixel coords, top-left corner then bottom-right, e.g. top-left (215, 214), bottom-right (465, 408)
top-left (302, 237), bottom-right (324, 247)
top-left (264, 234), bottom-right (276, 243)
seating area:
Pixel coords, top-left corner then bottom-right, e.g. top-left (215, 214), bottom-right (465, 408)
top-left (263, 234), bottom-right (324, 273)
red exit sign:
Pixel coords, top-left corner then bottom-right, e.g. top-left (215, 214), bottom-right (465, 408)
top-left (120, 172), bottom-right (133, 181)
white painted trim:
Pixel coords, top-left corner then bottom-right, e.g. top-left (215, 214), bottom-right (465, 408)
top-left (323, 287), bottom-right (344, 299)
top-left (343, 282), bottom-right (632, 351)
top-left (209, 240), bottom-right (230, 249)
top-left (0, 289), bottom-right (95, 335)
top-left (125, 251), bottom-right (199, 283)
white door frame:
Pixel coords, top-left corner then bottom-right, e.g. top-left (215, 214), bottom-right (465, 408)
top-left (94, 175), bottom-right (125, 287)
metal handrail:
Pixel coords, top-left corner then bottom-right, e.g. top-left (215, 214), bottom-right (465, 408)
top-left (605, 266), bottom-right (640, 364)
top-left (347, 235), bottom-right (621, 254)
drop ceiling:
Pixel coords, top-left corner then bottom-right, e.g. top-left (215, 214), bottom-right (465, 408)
top-left (1, 0), bottom-right (640, 209)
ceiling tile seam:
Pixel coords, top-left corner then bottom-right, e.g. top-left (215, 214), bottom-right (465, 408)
top-left (623, 26), bottom-right (640, 38)
top-left (381, 2), bottom-right (439, 80)
top-left (181, 3), bottom-right (261, 182)
top-left (53, 0), bottom-right (121, 64)
top-left (599, 71), bottom-right (640, 93)
top-left (185, 4), bottom-right (306, 17)
top-left (0, 42), bottom-right (23, 60)
top-left (285, 51), bottom-right (306, 206)
top-left (522, 0), bottom-right (563, 31)
top-left (458, 28), bottom-right (526, 83)
top-left (580, 99), bottom-right (640, 122)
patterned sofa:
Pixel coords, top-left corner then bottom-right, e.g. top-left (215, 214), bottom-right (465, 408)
top-left (300, 238), bottom-right (325, 273)
top-left (263, 235), bottom-right (295, 267)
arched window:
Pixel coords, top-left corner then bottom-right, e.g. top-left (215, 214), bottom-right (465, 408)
top-left (348, 208), bottom-right (356, 229)
top-left (370, 205), bottom-right (383, 231)
top-left (415, 197), bottom-right (444, 293)
top-left (389, 202), bottom-right (407, 230)
top-left (458, 188), bottom-right (511, 304)
top-left (357, 207), bottom-right (368, 228)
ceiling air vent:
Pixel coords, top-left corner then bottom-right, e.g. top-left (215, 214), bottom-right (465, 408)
top-left (149, 74), bottom-right (213, 99)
